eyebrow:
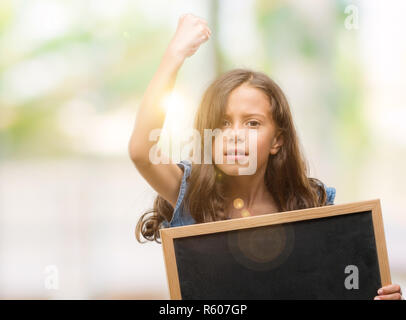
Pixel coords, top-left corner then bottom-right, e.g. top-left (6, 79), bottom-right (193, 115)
top-left (224, 113), bottom-right (267, 119)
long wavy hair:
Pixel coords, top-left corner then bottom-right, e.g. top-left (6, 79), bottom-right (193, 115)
top-left (135, 68), bottom-right (327, 243)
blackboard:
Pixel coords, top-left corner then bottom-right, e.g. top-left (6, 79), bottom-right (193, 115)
top-left (160, 200), bottom-right (391, 300)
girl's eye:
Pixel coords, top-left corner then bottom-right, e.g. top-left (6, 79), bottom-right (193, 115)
top-left (247, 120), bottom-right (260, 127)
top-left (221, 119), bottom-right (260, 127)
top-left (222, 119), bottom-right (230, 127)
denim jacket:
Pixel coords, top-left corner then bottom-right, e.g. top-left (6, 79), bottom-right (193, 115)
top-left (162, 160), bottom-right (337, 228)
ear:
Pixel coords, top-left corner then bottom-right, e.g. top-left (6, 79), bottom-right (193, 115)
top-left (270, 131), bottom-right (283, 155)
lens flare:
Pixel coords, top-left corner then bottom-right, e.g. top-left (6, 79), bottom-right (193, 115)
top-left (227, 225), bottom-right (295, 272)
top-left (233, 198), bottom-right (244, 209)
top-left (162, 91), bottom-right (186, 114)
top-left (241, 209), bottom-right (250, 217)
top-left (158, 90), bottom-right (193, 161)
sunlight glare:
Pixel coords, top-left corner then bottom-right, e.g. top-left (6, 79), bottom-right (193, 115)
top-left (158, 90), bottom-right (192, 162)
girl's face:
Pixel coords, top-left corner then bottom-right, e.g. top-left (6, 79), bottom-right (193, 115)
top-left (212, 83), bottom-right (283, 176)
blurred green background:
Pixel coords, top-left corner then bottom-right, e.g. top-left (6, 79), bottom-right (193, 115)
top-left (0, 0), bottom-right (405, 299)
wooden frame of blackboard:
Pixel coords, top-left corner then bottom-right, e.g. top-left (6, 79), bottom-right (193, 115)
top-left (160, 199), bottom-right (391, 300)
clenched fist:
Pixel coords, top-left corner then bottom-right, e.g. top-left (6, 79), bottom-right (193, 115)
top-left (166, 13), bottom-right (212, 62)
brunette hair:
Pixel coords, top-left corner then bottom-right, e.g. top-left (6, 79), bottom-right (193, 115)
top-left (135, 68), bottom-right (327, 243)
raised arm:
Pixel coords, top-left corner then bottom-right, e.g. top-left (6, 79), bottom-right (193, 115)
top-left (128, 14), bottom-right (211, 210)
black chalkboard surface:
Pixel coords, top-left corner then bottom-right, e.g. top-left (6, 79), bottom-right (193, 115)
top-left (160, 200), bottom-right (391, 300)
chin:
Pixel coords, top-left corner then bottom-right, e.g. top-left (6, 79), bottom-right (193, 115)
top-left (214, 163), bottom-right (249, 177)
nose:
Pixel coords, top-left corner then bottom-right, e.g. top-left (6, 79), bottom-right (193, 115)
top-left (224, 127), bottom-right (246, 144)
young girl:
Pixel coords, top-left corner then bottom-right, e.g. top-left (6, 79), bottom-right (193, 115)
top-left (128, 13), bottom-right (403, 300)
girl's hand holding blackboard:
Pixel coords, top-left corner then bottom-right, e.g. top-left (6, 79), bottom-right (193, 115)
top-left (166, 13), bottom-right (211, 62)
top-left (374, 284), bottom-right (403, 300)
